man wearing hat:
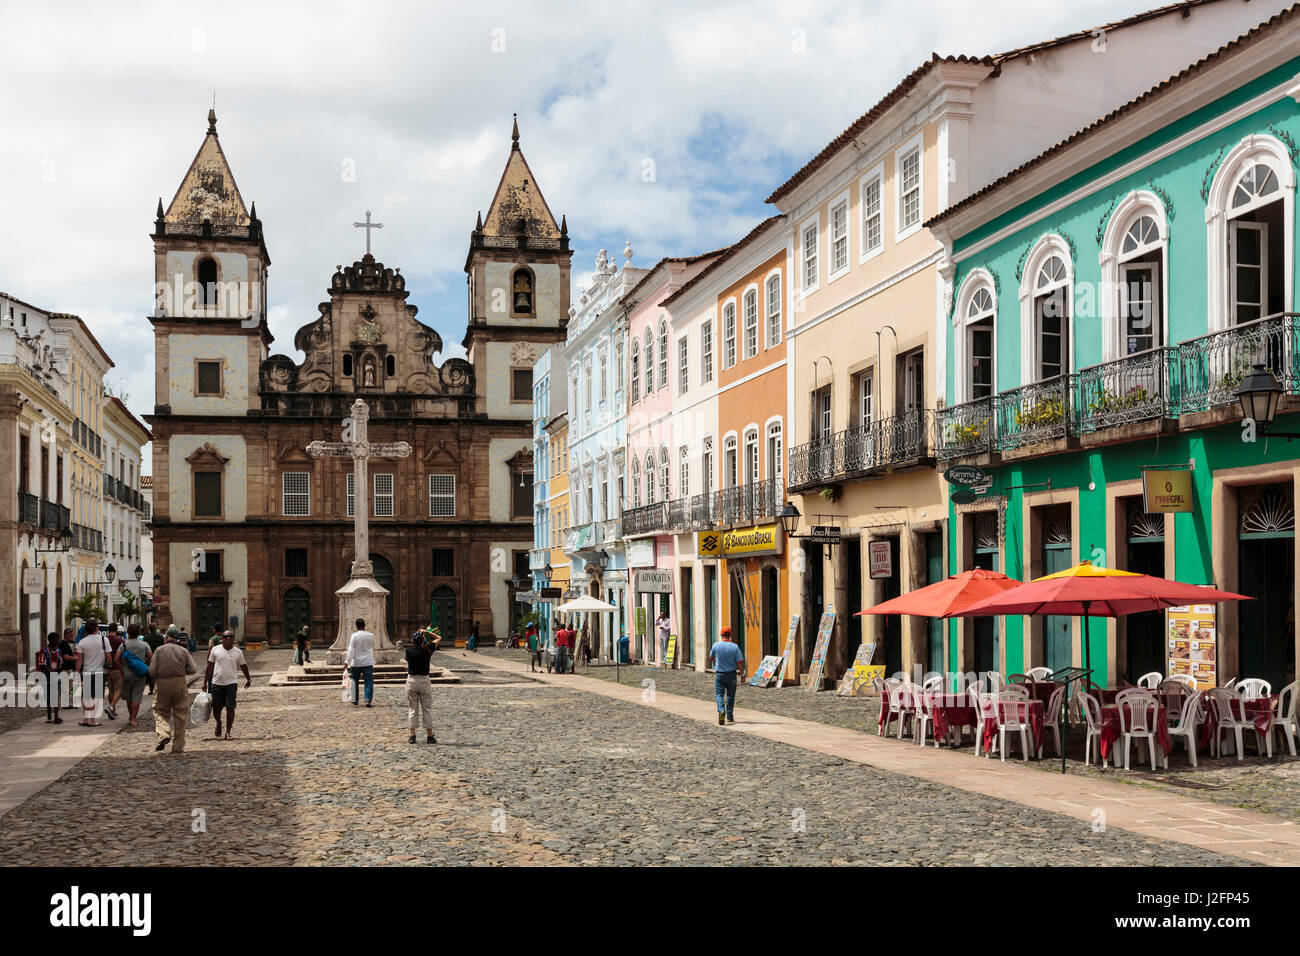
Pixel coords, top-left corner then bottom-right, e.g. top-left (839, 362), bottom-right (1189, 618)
top-left (708, 627), bottom-right (746, 726)
top-left (149, 625), bottom-right (196, 753)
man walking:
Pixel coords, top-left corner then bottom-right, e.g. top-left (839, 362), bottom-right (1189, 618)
top-left (404, 630), bottom-right (439, 744)
top-left (116, 624), bottom-right (153, 728)
top-left (74, 621), bottom-right (112, 727)
top-left (58, 628), bottom-right (77, 710)
top-left (527, 622), bottom-right (543, 672)
top-left (204, 631), bottom-right (251, 739)
top-left (709, 627), bottom-right (746, 725)
top-left (104, 623), bottom-right (125, 720)
top-left (554, 620), bottom-right (573, 675)
top-left (149, 626), bottom-right (195, 753)
top-left (142, 624), bottom-right (164, 695)
top-left (36, 633), bottom-right (64, 724)
top-left (345, 618), bottom-right (375, 707)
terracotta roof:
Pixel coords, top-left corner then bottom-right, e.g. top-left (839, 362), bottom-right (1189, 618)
top-left (622, 247), bottom-right (731, 307)
top-left (766, 0), bottom-right (1232, 205)
top-left (926, 3), bottom-right (1299, 230)
top-left (662, 216), bottom-right (784, 310)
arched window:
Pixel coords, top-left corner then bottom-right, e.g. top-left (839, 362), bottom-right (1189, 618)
top-left (631, 458), bottom-right (640, 507)
top-left (722, 301), bottom-right (737, 369)
top-left (766, 420), bottom-right (783, 486)
top-left (197, 257), bottom-right (218, 307)
top-left (659, 446), bottom-right (670, 500)
top-left (643, 328), bottom-right (654, 399)
top-left (1101, 193), bottom-right (1169, 361)
top-left (723, 435), bottom-right (738, 488)
top-left (645, 452), bottom-right (656, 503)
top-left (629, 340), bottom-right (640, 403)
top-left (766, 273), bottom-right (782, 347)
top-left (511, 268), bottom-right (534, 316)
top-left (343, 353), bottom-right (354, 378)
top-left (1205, 135), bottom-right (1295, 331)
top-left (966, 284), bottom-right (995, 399)
top-left (742, 289), bottom-right (758, 360)
top-left (385, 354), bottom-right (396, 378)
top-left (657, 319), bottom-right (669, 389)
top-left (1019, 238), bottom-right (1072, 385)
top-left (743, 428), bottom-right (759, 485)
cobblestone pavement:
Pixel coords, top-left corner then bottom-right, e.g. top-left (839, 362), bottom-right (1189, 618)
top-left (0, 663), bottom-right (1246, 866)
top-left (569, 660), bottom-right (1300, 824)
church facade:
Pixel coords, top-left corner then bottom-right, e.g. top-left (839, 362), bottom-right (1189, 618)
top-left (147, 110), bottom-right (569, 646)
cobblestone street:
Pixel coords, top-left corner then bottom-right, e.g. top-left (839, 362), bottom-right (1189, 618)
top-left (0, 651), bottom-right (1257, 866)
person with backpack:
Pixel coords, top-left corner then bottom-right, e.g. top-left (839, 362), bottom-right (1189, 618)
top-left (116, 624), bottom-right (153, 728)
top-left (35, 632), bottom-right (64, 724)
top-left (73, 621), bottom-right (113, 727)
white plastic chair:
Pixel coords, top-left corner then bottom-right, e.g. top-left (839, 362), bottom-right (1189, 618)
top-left (1166, 673), bottom-right (1197, 690)
top-left (1168, 692), bottom-right (1205, 767)
top-left (1273, 682), bottom-right (1298, 757)
top-left (1026, 666), bottom-right (1054, 682)
top-left (1208, 688), bottom-right (1270, 760)
top-left (922, 674), bottom-right (945, 694)
top-left (1040, 685), bottom-right (1066, 758)
top-left (1081, 692), bottom-right (1106, 767)
top-left (970, 687), bottom-right (997, 756)
top-left (909, 682), bottom-right (935, 745)
top-left (880, 679), bottom-right (905, 737)
top-left (1236, 678), bottom-right (1271, 701)
top-left (1003, 683), bottom-right (1030, 699)
top-left (1117, 691), bottom-right (1163, 770)
top-left (1222, 676), bottom-right (1237, 690)
top-left (995, 692), bottom-right (1034, 762)
top-left (1136, 671), bottom-right (1162, 689)
top-left (986, 671), bottom-right (1006, 693)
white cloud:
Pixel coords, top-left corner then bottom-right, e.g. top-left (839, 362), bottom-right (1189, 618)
top-left (0, 0), bottom-right (1176, 468)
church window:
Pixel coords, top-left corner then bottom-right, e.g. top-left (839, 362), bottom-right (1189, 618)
top-left (343, 354), bottom-right (354, 378)
top-left (193, 472), bottom-right (222, 518)
top-left (385, 354), bottom-right (395, 377)
top-left (373, 473), bottom-right (394, 517)
top-left (511, 268), bottom-right (535, 317)
top-left (197, 257), bottom-right (218, 306)
top-left (196, 361), bottom-right (222, 396)
top-left (285, 549), bottom-right (308, 578)
top-left (512, 368), bottom-right (532, 402)
top-left (429, 474), bottom-right (456, 517)
top-left (282, 472), bottom-right (310, 516)
top-left (432, 548), bottom-right (455, 577)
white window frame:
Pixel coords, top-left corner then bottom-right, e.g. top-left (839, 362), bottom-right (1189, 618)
top-left (1229, 220), bottom-right (1268, 325)
top-left (428, 474), bottom-right (456, 517)
top-left (679, 445), bottom-right (689, 498)
top-left (859, 164), bottom-right (885, 263)
top-left (894, 134), bottom-right (924, 243)
top-left (373, 473), bottom-right (394, 517)
top-left (677, 335), bottom-right (689, 395)
top-left (630, 340), bottom-right (640, 403)
top-left (282, 472), bottom-right (310, 516)
top-left (1019, 237), bottom-right (1074, 387)
top-left (722, 433), bottom-right (738, 488)
top-left (657, 319), bottom-right (669, 390)
top-left (741, 285), bottom-right (759, 360)
top-left (614, 341), bottom-right (624, 394)
top-left (701, 436), bottom-right (714, 495)
top-left (1099, 192), bottom-right (1169, 361)
top-left (701, 319), bottom-right (714, 384)
top-left (722, 299), bottom-right (738, 370)
top-left (599, 353), bottom-right (607, 403)
top-left (742, 428), bottom-right (759, 486)
top-left (765, 270), bottom-right (782, 348)
top-left (855, 369), bottom-right (874, 428)
top-left (800, 215), bottom-right (819, 296)
top-left (765, 419), bottom-right (783, 487)
top-left (828, 190), bottom-right (851, 281)
top-left (643, 328), bottom-right (654, 398)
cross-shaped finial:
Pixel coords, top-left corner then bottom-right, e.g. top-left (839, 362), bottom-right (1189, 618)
top-left (353, 210), bottom-right (384, 255)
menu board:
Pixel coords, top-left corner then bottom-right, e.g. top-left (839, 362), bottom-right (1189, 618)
top-left (774, 615), bottom-right (799, 687)
top-left (1167, 602), bottom-right (1217, 691)
top-left (749, 656), bottom-right (783, 687)
top-left (804, 606), bottom-right (836, 692)
top-left (664, 634), bottom-right (678, 669)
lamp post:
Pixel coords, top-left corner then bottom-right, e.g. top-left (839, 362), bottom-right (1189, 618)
top-left (1235, 364), bottom-right (1299, 437)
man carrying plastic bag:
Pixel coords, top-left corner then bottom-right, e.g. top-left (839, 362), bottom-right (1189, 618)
top-left (149, 625), bottom-right (196, 754)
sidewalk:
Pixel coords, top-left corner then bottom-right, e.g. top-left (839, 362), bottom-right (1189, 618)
top-left (454, 650), bottom-right (1300, 866)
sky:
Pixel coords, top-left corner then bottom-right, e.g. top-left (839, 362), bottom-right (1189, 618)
top-left (1, 0), bottom-right (1178, 466)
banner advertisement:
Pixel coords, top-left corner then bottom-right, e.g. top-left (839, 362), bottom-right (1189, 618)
top-left (1167, 602), bottom-right (1217, 691)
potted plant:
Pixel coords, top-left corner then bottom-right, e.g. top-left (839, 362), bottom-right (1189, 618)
top-left (818, 484), bottom-right (842, 503)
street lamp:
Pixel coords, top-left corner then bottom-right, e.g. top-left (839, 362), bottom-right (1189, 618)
top-left (1234, 364), bottom-right (1298, 437)
top-left (104, 564), bottom-right (116, 586)
top-left (778, 501), bottom-right (802, 537)
top-left (35, 526), bottom-right (73, 554)
top-left (133, 564), bottom-right (143, 583)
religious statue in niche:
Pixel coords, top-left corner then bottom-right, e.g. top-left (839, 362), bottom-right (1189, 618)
top-left (512, 269), bottom-right (533, 315)
top-left (354, 302), bottom-right (382, 345)
top-left (362, 355), bottom-right (377, 387)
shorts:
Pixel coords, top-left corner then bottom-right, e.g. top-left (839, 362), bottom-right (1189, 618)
top-left (210, 682), bottom-right (238, 711)
top-left (120, 672), bottom-right (147, 704)
top-left (105, 670), bottom-right (123, 695)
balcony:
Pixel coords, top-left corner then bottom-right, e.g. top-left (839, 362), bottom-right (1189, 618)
top-left (939, 313), bottom-right (1300, 462)
top-left (788, 411), bottom-right (935, 491)
top-left (17, 491), bottom-right (39, 526)
top-left (714, 480), bottom-right (779, 527)
top-left (623, 502), bottom-right (668, 537)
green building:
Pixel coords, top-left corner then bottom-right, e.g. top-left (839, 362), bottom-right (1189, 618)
top-left (928, 9), bottom-right (1299, 691)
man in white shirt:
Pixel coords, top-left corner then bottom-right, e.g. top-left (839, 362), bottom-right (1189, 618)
top-left (656, 611), bottom-right (672, 668)
top-left (74, 621), bottom-right (113, 726)
top-left (345, 618), bottom-right (376, 707)
top-left (203, 631), bottom-right (251, 739)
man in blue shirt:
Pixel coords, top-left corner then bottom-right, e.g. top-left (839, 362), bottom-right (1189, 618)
top-left (708, 627), bottom-right (745, 725)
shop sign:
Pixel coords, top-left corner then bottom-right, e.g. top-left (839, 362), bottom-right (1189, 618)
top-left (809, 525), bottom-right (841, 543)
top-left (22, 568), bottom-right (43, 595)
top-left (721, 524), bottom-right (782, 558)
top-left (943, 465), bottom-right (988, 486)
top-left (1142, 469), bottom-right (1194, 513)
top-left (540, 587), bottom-right (562, 599)
top-left (868, 541), bottom-right (893, 579)
top-left (627, 540), bottom-right (655, 568)
top-left (634, 569), bottom-right (673, 593)
top-left (696, 531), bottom-right (722, 559)
top-left (1167, 600), bottom-right (1217, 690)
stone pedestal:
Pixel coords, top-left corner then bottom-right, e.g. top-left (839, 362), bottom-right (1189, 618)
top-left (327, 575), bottom-right (399, 665)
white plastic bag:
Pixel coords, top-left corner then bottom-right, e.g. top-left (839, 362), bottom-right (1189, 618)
top-left (341, 672), bottom-right (353, 703)
top-left (190, 690), bottom-right (212, 726)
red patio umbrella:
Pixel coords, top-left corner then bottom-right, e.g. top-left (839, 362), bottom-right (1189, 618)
top-left (855, 568), bottom-right (1023, 619)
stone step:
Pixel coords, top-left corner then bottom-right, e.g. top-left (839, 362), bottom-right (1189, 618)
top-left (267, 664), bottom-right (460, 687)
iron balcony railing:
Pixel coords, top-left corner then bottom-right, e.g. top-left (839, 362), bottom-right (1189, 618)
top-left (38, 499), bottom-right (70, 534)
top-left (1176, 312), bottom-right (1300, 414)
top-left (17, 491), bottom-right (39, 526)
top-left (936, 395), bottom-right (995, 460)
top-left (689, 492), bottom-right (716, 527)
top-left (994, 375), bottom-right (1072, 450)
top-left (714, 480), bottom-right (779, 526)
top-left (1074, 347), bottom-right (1178, 434)
top-left (788, 411), bottom-right (934, 489)
top-left (622, 502), bottom-right (668, 536)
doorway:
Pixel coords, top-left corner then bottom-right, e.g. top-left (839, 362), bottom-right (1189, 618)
top-left (432, 586), bottom-right (457, 644)
top-left (924, 532), bottom-right (944, 675)
top-left (878, 538), bottom-right (902, 677)
top-left (282, 587), bottom-right (311, 645)
top-left (1237, 484), bottom-right (1295, 690)
top-left (193, 596), bottom-right (226, 639)
top-left (1039, 506), bottom-right (1072, 673)
top-left (680, 567), bottom-right (693, 665)
top-left (846, 540), bottom-right (862, 665)
top-left (704, 564), bottom-right (717, 651)
top-left (761, 566), bottom-right (779, 657)
top-left (1124, 500), bottom-right (1165, 681)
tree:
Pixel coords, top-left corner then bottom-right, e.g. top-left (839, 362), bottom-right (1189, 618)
top-left (114, 586), bottom-right (141, 625)
top-left (66, 593), bottom-right (107, 627)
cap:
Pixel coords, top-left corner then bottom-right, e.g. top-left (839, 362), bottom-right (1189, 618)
top-left (165, 625), bottom-right (181, 639)
top-left (720, 627), bottom-right (731, 638)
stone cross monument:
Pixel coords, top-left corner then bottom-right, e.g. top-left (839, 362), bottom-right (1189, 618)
top-left (308, 398), bottom-right (411, 664)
